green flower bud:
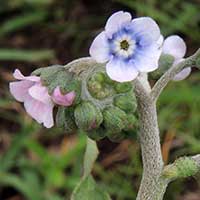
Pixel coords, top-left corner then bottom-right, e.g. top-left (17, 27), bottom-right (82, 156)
top-left (150, 54), bottom-right (175, 79)
top-left (162, 157), bottom-right (199, 179)
top-left (74, 101), bottom-right (103, 131)
top-left (106, 131), bottom-right (126, 142)
top-left (124, 114), bottom-right (138, 132)
top-left (114, 82), bottom-right (132, 93)
top-left (103, 106), bottom-right (127, 133)
top-left (87, 126), bottom-right (106, 141)
top-left (87, 72), bottom-right (115, 100)
top-left (56, 106), bottom-right (77, 133)
top-left (114, 92), bottom-right (137, 113)
top-left (90, 72), bottom-right (105, 83)
top-left (32, 65), bottom-right (81, 104)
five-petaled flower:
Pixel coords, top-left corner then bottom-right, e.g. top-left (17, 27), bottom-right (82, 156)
top-left (9, 69), bottom-right (75, 128)
top-left (162, 35), bottom-right (191, 81)
top-left (90, 11), bottom-right (163, 82)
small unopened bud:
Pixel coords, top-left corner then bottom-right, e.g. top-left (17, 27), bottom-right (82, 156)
top-left (56, 106), bottom-right (77, 133)
top-left (114, 82), bottom-right (132, 93)
top-left (52, 86), bottom-right (76, 106)
top-left (103, 106), bottom-right (127, 133)
top-left (74, 101), bottom-right (103, 131)
top-left (87, 127), bottom-right (106, 141)
top-left (114, 93), bottom-right (137, 113)
top-left (162, 157), bottom-right (199, 180)
top-left (150, 54), bottom-right (175, 79)
top-left (124, 114), bottom-right (138, 132)
top-left (88, 72), bottom-right (115, 100)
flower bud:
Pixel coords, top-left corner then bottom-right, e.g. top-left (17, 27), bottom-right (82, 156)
top-left (162, 157), bottom-right (199, 179)
top-left (74, 101), bottom-right (103, 131)
top-left (87, 71), bottom-right (115, 100)
top-left (124, 114), bottom-right (138, 132)
top-left (52, 86), bottom-right (76, 106)
top-left (56, 106), bottom-right (77, 133)
top-left (87, 126), bottom-right (106, 141)
top-left (114, 92), bottom-right (137, 113)
top-left (103, 106), bottom-right (127, 133)
top-left (150, 54), bottom-right (175, 79)
top-left (114, 82), bottom-right (132, 93)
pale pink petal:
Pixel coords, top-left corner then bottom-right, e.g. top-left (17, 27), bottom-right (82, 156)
top-left (13, 69), bottom-right (40, 82)
top-left (28, 83), bottom-right (52, 105)
top-left (9, 80), bottom-right (33, 102)
top-left (106, 57), bottom-right (139, 82)
top-left (163, 35), bottom-right (186, 59)
top-left (24, 95), bottom-right (54, 128)
top-left (105, 11), bottom-right (132, 38)
top-left (41, 104), bottom-right (54, 128)
top-left (52, 86), bottom-right (76, 106)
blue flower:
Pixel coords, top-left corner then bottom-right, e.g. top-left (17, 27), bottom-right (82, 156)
top-left (89, 11), bottom-right (163, 82)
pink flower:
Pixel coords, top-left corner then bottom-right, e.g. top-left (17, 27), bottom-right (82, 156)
top-left (9, 69), bottom-right (76, 128)
top-left (9, 69), bottom-right (54, 128)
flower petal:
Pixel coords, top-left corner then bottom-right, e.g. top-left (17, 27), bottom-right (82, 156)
top-left (89, 31), bottom-right (110, 63)
top-left (134, 44), bottom-right (162, 72)
top-left (106, 57), bottom-right (139, 82)
top-left (52, 86), bottom-right (76, 106)
top-left (157, 35), bottom-right (164, 48)
top-left (9, 80), bottom-right (33, 102)
top-left (163, 35), bottom-right (186, 59)
top-left (24, 95), bottom-right (54, 128)
top-left (131, 17), bottom-right (161, 44)
top-left (173, 67), bottom-right (191, 81)
top-left (28, 83), bottom-right (52, 105)
top-left (13, 69), bottom-right (40, 82)
top-left (105, 11), bottom-right (132, 38)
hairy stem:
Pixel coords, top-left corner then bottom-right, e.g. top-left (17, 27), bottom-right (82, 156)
top-left (134, 79), bottom-right (166, 200)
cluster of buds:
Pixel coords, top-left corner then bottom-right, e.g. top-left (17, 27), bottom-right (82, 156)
top-left (10, 64), bottom-right (138, 142)
top-left (56, 68), bottom-right (138, 142)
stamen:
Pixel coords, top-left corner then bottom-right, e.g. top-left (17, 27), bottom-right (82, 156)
top-left (120, 40), bottom-right (129, 51)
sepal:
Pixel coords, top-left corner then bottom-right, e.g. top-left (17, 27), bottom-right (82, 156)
top-left (74, 101), bottom-right (103, 131)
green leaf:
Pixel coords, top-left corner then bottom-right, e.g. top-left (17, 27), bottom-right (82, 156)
top-left (0, 49), bottom-right (54, 62)
top-left (71, 175), bottom-right (111, 200)
top-left (83, 137), bottom-right (99, 177)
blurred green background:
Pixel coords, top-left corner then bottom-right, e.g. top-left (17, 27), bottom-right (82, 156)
top-left (0, 0), bottom-right (200, 199)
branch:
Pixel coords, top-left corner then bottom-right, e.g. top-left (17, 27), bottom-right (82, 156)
top-left (151, 48), bottom-right (200, 102)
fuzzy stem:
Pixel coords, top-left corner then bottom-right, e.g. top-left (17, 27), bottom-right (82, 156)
top-left (134, 78), bottom-right (166, 200)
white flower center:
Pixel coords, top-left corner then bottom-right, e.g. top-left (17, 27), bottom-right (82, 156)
top-left (114, 35), bottom-right (136, 58)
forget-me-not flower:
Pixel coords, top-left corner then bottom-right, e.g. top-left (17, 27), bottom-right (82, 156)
top-left (89, 11), bottom-right (163, 82)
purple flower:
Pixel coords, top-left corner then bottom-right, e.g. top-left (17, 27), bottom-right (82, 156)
top-left (162, 35), bottom-right (191, 81)
top-left (89, 11), bottom-right (163, 82)
top-left (9, 69), bottom-right (76, 128)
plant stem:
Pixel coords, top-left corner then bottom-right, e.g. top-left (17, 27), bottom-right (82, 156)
top-left (134, 78), bottom-right (166, 200)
